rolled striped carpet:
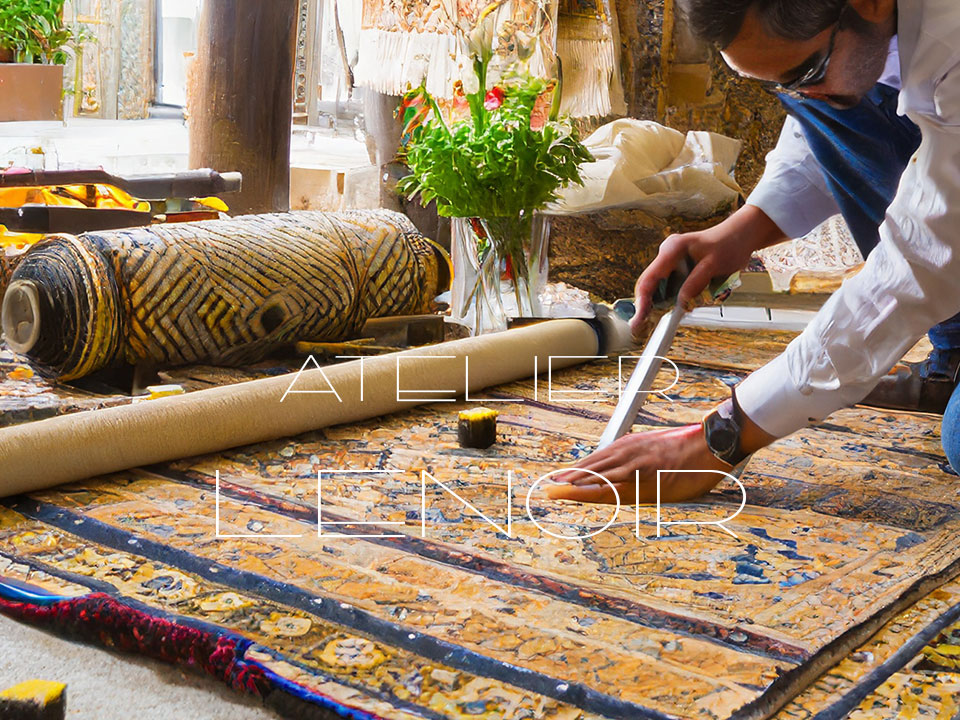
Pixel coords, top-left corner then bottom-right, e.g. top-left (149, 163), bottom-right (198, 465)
top-left (1, 210), bottom-right (449, 380)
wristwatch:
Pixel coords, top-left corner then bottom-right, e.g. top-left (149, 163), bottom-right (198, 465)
top-left (702, 390), bottom-right (751, 467)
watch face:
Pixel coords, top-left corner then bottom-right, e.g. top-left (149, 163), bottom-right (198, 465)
top-left (705, 412), bottom-right (741, 462)
top-left (709, 424), bottom-right (739, 455)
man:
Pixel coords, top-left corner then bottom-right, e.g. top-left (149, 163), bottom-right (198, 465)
top-left (547, 0), bottom-right (960, 504)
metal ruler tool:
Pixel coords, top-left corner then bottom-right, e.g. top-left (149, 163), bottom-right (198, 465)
top-left (597, 304), bottom-right (687, 449)
top-left (597, 260), bottom-right (742, 450)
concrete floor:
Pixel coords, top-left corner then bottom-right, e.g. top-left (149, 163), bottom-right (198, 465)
top-left (0, 613), bottom-right (281, 719)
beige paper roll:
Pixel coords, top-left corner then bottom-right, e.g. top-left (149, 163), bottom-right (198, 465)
top-left (0, 320), bottom-right (600, 495)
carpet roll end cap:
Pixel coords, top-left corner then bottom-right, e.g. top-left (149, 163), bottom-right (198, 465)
top-left (1, 279), bottom-right (42, 355)
top-left (1, 234), bottom-right (123, 380)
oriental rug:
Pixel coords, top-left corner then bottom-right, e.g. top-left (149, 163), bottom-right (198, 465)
top-left (1, 326), bottom-right (959, 719)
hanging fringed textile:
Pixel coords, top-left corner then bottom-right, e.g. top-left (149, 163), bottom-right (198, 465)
top-left (555, 0), bottom-right (626, 118)
top-left (354, 0), bottom-right (625, 118)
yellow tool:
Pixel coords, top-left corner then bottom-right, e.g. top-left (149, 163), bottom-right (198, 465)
top-left (0, 679), bottom-right (66, 720)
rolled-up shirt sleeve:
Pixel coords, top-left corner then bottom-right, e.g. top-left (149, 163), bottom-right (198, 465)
top-left (746, 115), bottom-right (842, 240)
top-left (737, 81), bottom-right (960, 438)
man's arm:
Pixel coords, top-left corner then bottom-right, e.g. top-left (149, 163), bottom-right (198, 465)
top-left (746, 115), bottom-right (842, 240)
top-left (549, 74), bottom-right (960, 504)
top-left (631, 116), bottom-right (841, 331)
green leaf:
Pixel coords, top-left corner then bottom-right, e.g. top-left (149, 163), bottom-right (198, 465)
top-left (0, 0), bottom-right (73, 64)
top-left (398, 73), bottom-right (592, 219)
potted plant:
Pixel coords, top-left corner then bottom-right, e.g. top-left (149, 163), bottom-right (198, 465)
top-left (398, 5), bottom-right (592, 335)
top-left (0, 0), bottom-right (77, 121)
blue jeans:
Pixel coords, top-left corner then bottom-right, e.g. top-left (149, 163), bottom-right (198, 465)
top-left (781, 85), bottom-right (960, 377)
top-left (944, 384), bottom-right (960, 473)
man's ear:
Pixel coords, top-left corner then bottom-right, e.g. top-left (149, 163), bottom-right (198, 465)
top-left (847, 0), bottom-right (897, 25)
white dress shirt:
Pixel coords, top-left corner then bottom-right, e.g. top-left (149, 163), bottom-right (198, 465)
top-left (735, 0), bottom-right (960, 438)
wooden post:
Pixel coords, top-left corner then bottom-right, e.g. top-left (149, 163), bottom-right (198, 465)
top-left (189, 0), bottom-right (297, 215)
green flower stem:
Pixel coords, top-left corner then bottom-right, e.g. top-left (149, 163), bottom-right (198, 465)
top-left (425, 93), bottom-right (452, 138)
top-left (486, 214), bottom-right (536, 317)
top-left (549, 56), bottom-right (563, 122)
top-left (471, 56), bottom-right (488, 133)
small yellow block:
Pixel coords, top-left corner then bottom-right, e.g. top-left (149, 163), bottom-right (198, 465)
top-left (145, 384), bottom-right (185, 400)
top-left (457, 407), bottom-right (499, 449)
top-left (0, 679), bottom-right (66, 720)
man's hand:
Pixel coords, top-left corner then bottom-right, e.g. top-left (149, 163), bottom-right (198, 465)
top-left (544, 424), bottom-right (733, 504)
top-left (631, 205), bottom-right (788, 335)
top-left (545, 403), bottom-right (778, 504)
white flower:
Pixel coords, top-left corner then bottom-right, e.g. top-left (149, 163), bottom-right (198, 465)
top-left (459, 3), bottom-right (499, 63)
top-left (461, 65), bottom-right (480, 95)
top-left (515, 29), bottom-right (536, 61)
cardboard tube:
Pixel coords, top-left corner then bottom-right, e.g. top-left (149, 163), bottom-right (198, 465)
top-left (0, 320), bottom-right (600, 495)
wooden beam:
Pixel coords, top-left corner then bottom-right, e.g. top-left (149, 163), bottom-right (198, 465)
top-left (188, 0), bottom-right (298, 215)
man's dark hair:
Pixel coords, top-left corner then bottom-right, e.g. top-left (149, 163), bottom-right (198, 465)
top-left (680, 0), bottom-right (847, 48)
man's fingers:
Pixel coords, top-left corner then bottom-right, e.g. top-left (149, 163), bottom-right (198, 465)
top-left (634, 267), bottom-right (663, 303)
top-left (550, 451), bottom-right (620, 485)
top-left (550, 467), bottom-right (603, 485)
top-left (633, 239), bottom-right (693, 326)
top-left (630, 299), bottom-right (651, 335)
top-left (544, 481), bottom-right (626, 504)
top-left (635, 249), bottom-right (680, 299)
top-left (676, 260), bottom-right (716, 310)
top-left (566, 455), bottom-right (635, 485)
top-left (568, 467), bottom-right (618, 486)
top-left (635, 240), bottom-right (689, 298)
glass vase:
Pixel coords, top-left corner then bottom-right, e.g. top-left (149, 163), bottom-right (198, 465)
top-left (450, 213), bottom-right (550, 335)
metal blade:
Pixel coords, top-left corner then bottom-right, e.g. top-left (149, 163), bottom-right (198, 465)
top-left (597, 305), bottom-right (687, 449)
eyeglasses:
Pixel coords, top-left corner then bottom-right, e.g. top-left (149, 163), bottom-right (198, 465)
top-left (758, 5), bottom-right (846, 99)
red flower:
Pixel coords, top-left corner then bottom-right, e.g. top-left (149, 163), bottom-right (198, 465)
top-left (452, 80), bottom-right (470, 117)
top-left (484, 86), bottom-right (505, 110)
top-left (397, 87), bottom-right (431, 145)
top-left (530, 93), bottom-right (550, 130)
